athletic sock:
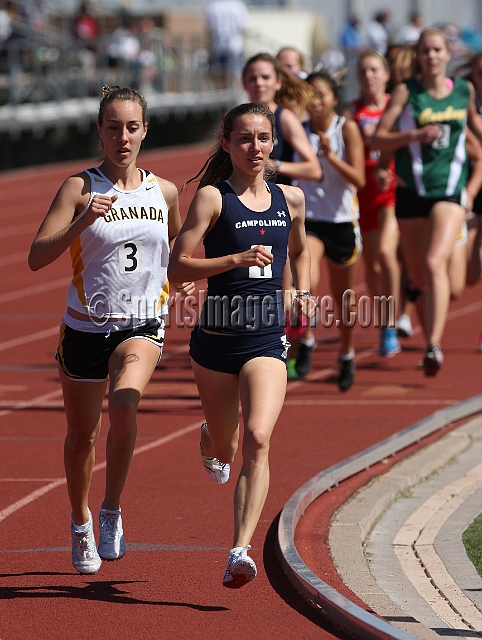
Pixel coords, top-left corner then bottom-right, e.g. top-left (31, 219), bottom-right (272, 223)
top-left (339, 351), bottom-right (355, 362)
top-left (72, 518), bottom-right (90, 532)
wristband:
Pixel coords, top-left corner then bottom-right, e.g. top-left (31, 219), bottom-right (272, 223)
top-left (274, 158), bottom-right (282, 170)
top-left (294, 290), bottom-right (312, 299)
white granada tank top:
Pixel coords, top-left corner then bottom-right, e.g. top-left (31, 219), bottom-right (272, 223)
top-left (66, 167), bottom-right (170, 321)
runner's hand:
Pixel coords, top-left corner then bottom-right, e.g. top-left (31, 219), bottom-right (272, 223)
top-left (83, 194), bottom-right (118, 225)
top-left (236, 245), bottom-right (273, 269)
top-left (174, 281), bottom-right (196, 297)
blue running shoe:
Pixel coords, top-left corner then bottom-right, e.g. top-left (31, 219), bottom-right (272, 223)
top-left (379, 327), bottom-right (401, 358)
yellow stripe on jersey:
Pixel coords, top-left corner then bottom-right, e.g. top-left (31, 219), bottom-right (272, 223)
top-left (70, 237), bottom-right (87, 311)
top-left (156, 280), bottom-right (170, 312)
top-left (351, 190), bottom-right (359, 220)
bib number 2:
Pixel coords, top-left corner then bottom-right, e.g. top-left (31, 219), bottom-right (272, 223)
top-left (119, 241), bottom-right (142, 274)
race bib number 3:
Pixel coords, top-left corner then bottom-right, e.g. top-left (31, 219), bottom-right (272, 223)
top-left (119, 241), bottom-right (142, 274)
top-left (248, 244), bottom-right (272, 279)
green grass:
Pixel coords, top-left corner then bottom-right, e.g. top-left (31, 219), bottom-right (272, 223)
top-left (462, 512), bottom-right (482, 577)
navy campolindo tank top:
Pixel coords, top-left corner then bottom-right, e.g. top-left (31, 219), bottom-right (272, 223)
top-left (270, 106), bottom-right (293, 186)
top-left (200, 180), bottom-right (291, 334)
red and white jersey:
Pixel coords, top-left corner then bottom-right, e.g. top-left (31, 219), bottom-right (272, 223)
top-left (353, 96), bottom-right (393, 168)
top-left (66, 167), bottom-right (170, 321)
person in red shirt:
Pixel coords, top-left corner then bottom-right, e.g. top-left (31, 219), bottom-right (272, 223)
top-left (348, 50), bottom-right (401, 358)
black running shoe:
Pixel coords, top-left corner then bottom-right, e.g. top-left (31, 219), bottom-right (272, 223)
top-left (295, 341), bottom-right (316, 378)
top-left (338, 358), bottom-right (355, 391)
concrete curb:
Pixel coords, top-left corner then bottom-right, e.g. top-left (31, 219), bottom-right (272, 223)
top-left (276, 394), bottom-right (482, 639)
top-left (331, 416), bottom-right (482, 639)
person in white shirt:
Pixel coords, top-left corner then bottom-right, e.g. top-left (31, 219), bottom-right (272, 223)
top-left (206, 0), bottom-right (249, 85)
top-left (367, 10), bottom-right (391, 55)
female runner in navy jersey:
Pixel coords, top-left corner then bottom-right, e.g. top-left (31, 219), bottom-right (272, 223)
top-left (168, 102), bottom-right (314, 589)
top-left (242, 52), bottom-right (321, 185)
top-left (29, 87), bottom-right (192, 575)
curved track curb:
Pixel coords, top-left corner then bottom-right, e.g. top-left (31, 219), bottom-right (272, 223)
top-left (277, 393), bottom-right (482, 639)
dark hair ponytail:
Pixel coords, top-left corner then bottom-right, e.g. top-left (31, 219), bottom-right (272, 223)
top-left (306, 70), bottom-right (341, 100)
top-left (184, 102), bottom-right (275, 190)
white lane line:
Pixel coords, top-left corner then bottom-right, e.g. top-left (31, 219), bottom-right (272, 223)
top-left (0, 252), bottom-right (27, 267)
top-left (0, 478), bottom-right (67, 524)
top-left (0, 478), bottom-right (64, 482)
top-left (0, 326), bottom-right (60, 353)
top-left (0, 398), bottom-right (458, 409)
top-left (393, 461), bottom-right (482, 632)
top-left (0, 388), bottom-right (63, 418)
top-left (0, 419), bottom-right (201, 525)
top-left (0, 277), bottom-right (70, 304)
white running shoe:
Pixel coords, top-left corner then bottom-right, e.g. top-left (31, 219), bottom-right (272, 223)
top-left (423, 344), bottom-right (444, 377)
top-left (200, 423), bottom-right (230, 484)
top-left (223, 545), bottom-right (257, 589)
top-left (71, 509), bottom-right (102, 575)
top-left (397, 314), bottom-right (413, 338)
top-left (98, 508), bottom-right (125, 560)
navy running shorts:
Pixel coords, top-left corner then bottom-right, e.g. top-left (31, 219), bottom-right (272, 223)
top-left (189, 325), bottom-right (290, 375)
top-left (57, 318), bottom-right (164, 381)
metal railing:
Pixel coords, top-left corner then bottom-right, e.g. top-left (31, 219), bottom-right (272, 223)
top-left (0, 29), bottom-right (224, 106)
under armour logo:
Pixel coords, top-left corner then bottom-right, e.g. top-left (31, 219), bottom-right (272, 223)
top-left (277, 211), bottom-right (286, 217)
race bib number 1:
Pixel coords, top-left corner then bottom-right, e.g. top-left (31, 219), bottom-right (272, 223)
top-left (249, 244), bottom-right (272, 279)
top-left (119, 241), bottom-right (142, 274)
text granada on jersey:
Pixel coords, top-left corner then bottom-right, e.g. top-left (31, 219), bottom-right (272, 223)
top-left (103, 207), bottom-right (166, 224)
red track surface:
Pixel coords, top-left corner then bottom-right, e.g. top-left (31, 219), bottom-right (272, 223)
top-left (0, 144), bottom-right (481, 639)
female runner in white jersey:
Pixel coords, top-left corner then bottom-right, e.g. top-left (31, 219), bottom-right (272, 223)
top-left (28, 86), bottom-right (192, 575)
top-left (295, 71), bottom-right (365, 390)
top-left (168, 102), bottom-right (315, 589)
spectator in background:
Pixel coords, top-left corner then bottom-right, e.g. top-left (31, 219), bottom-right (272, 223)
top-left (206, 0), bottom-right (248, 88)
top-left (74, 2), bottom-right (98, 43)
top-left (397, 12), bottom-right (423, 46)
top-left (73, 1), bottom-right (99, 86)
top-left (135, 17), bottom-right (158, 94)
top-left (0, 2), bottom-right (12, 47)
top-left (276, 46), bottom-right (308, 79)
top-left (443, 23), bottom-right (470, 71)
top-left (314, 44), bottom-right (346, 81)
top-left (443, 24), bottom-right (467, 55)
top-left (460, 27), bottom-right (482, 55)
top-left (366, 10), bottom-right (391, 55)
top-left (340, 15), bottom-right (364, 54)
top-left (107, 15), bottom-right (140, 68)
